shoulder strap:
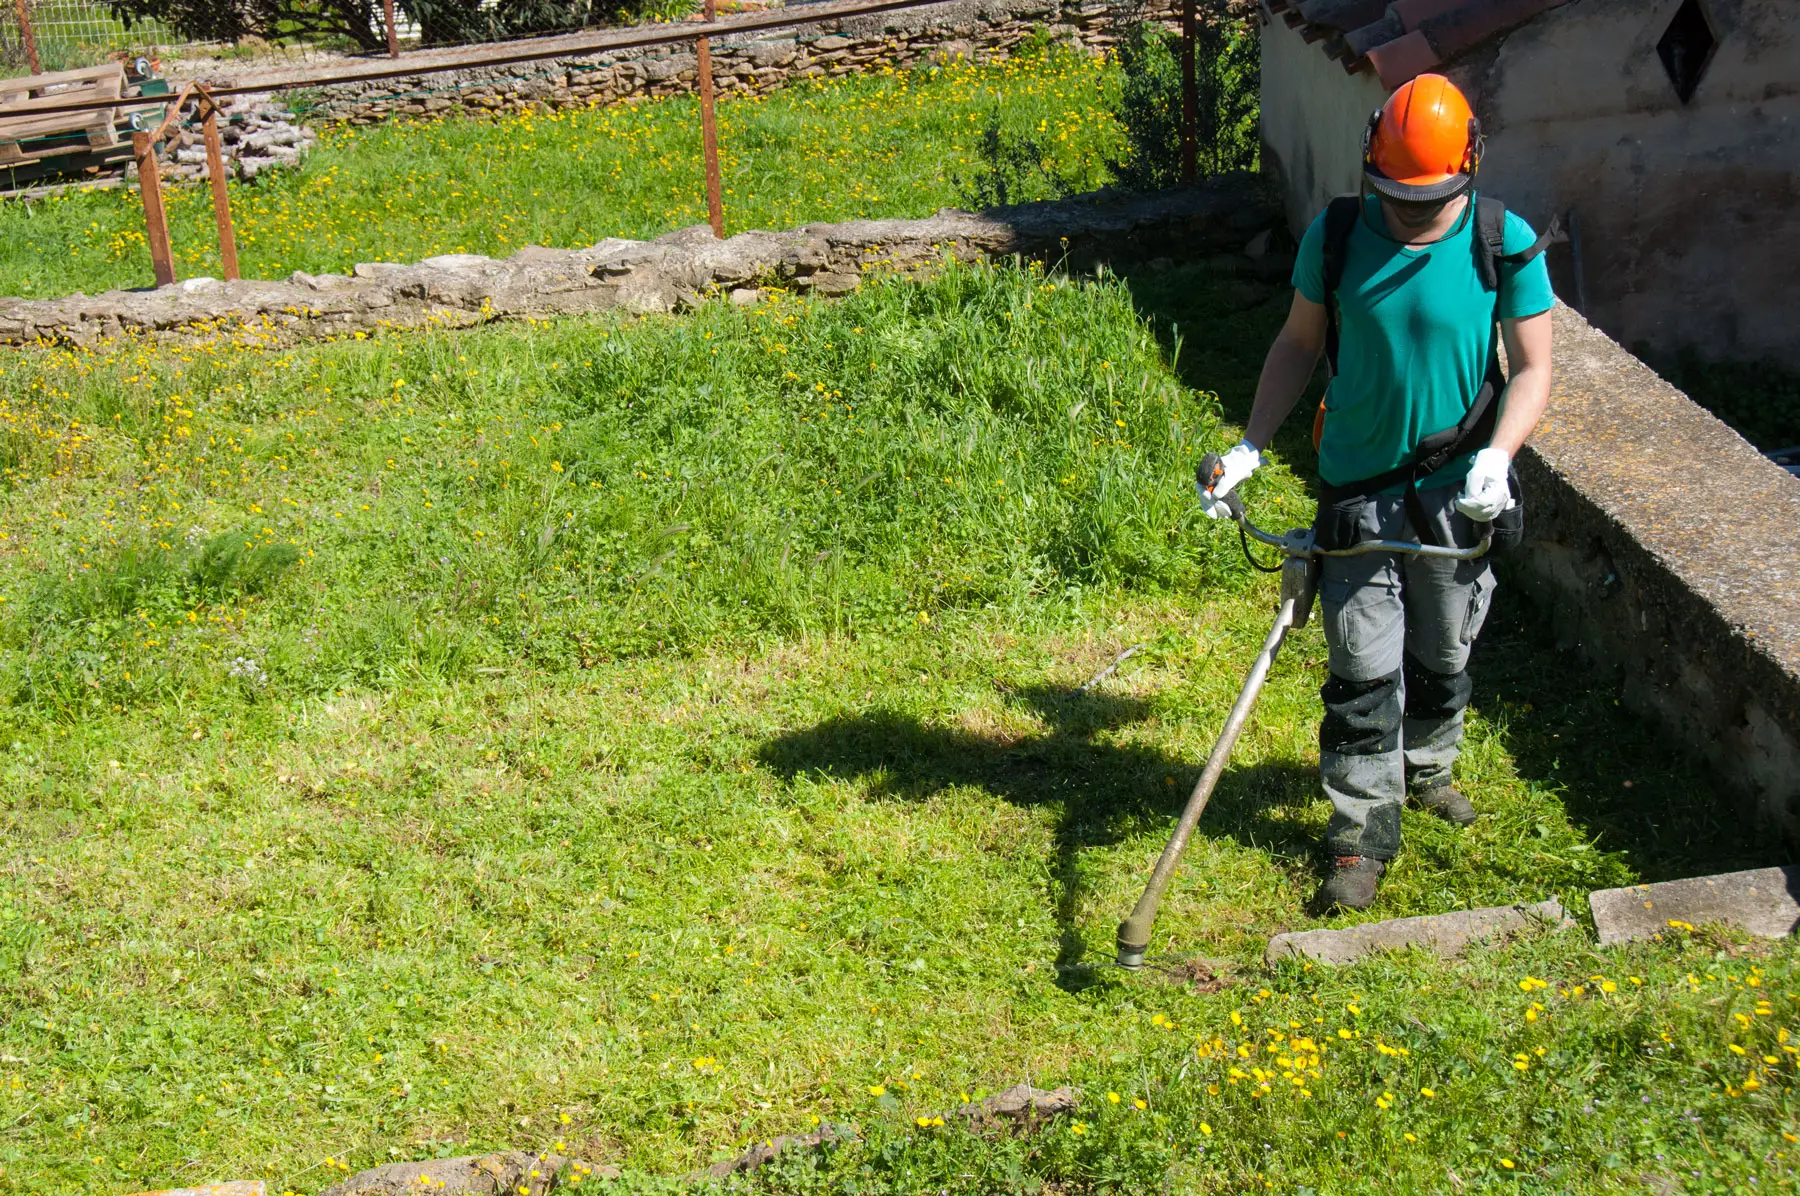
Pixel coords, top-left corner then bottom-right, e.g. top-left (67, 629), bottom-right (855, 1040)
top-left (1474, 195), bottom-right (1507, 291)
top-left (1321, 195), bottom-right (1361, 376)
top-left (1475, 195), bottom-right (1565, 288)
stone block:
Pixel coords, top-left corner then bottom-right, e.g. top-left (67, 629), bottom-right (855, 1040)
top-left (127, 1184), bottom-right (263, 1196)
top-left (419, 254), bottom-right (495, 272)
top-left (321, 1152), bottom-right (616, 1196)
top-left (1589, 867), bottom-right (1800, 946)
top-left (1266, 900), bottom-right (1572, 966)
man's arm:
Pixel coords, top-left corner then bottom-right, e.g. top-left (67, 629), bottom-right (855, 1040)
top-left (1490, 308), bottom-right (1553, 455)
top-left (1455, 307), bottom-right (1553, 521)
top-left (1244, 290), bottom-right (1328, 451)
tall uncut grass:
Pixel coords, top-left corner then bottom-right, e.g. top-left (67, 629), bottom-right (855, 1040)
top-left (0, 262), bottom-right (1231, 714)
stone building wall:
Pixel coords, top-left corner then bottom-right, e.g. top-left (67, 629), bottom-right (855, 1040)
top-left (296, 0), bottom-right (1183, 126)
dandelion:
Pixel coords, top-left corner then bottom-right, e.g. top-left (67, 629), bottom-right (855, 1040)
top-left (868, 1084), bottom-right (885, 1096)
top-left (1500, 1159), bottom-right (1516, 1170)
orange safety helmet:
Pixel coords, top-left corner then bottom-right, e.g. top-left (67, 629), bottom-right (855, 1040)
top-left (1362, 74), bottom-right (1483, 204)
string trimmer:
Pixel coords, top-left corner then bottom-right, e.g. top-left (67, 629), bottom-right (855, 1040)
top-left (1113, 452), bottom-right (1491, 969)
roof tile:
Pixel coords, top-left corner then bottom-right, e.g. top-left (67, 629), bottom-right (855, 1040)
top-left (1345, 11), bottom-right (1404, 57)
top-left (1365, 29), bottom-right (1443, 88)
top-left (1419, 0), bottom-right (1561, 61)
top-left (1278, 0), bottom-right (1569, 88)
top-left (1296, 0), bottom-right (1389, 27)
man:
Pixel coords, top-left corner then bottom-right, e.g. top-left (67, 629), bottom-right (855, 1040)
top-left (1201, 74), bottom-right (1555, 911)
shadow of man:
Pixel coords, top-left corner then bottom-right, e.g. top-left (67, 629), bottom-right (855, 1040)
top-left (757, 683), bottom-right (1316, 991)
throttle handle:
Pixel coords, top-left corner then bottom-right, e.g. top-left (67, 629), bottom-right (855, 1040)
top-left (1195, 453), bottom-right (1246, 521)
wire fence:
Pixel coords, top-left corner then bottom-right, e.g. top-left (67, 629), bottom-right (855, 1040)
top-left (1, 0), bottom-right (189, 72)
top-left (0, 0), bottom-right (711, 78)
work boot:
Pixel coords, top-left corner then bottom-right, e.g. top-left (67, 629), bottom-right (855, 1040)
top-left (1411, 785), bottom-right (1477, 826)
top-left (1316, 856), bottom-right (1385, 912)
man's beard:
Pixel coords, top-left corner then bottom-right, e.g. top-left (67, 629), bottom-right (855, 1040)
top-left (1387, 199), bottom-right (1450, 229)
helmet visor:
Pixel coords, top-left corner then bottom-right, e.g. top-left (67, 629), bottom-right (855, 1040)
top-left (1363, 164), bottom-right (1474, 203)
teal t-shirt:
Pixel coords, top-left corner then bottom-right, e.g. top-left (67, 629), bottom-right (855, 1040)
top-left (1292, 194), bottom-right (1555, 490)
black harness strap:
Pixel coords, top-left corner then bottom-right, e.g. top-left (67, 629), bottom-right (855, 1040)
top-left (1317, 192), bottom-right (1547, 546)
top-left (1320, 195), bottom-right (1361, 378)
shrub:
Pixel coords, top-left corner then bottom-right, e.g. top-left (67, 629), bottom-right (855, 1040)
top-left (1107, 14), bottom-right (1258, 191)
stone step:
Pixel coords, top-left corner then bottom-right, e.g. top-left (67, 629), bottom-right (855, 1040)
top-left (1266, 899), bottom-right (1572, 966)
top-left (1589, 866), bottom-right (1800, 945)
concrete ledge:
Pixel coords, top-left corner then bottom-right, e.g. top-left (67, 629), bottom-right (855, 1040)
top-left (1590, 867), bottom-right (1800, 946)
top-left (1507, 304), bottom-right (1800, 840)
top-left (0, 176), bottom-right (1274, 349)
top-left (1265, 899), bottom-right (1571, 965)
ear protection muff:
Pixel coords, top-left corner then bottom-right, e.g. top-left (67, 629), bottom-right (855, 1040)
top-left (1464, 116), bottom-right (1485, 179)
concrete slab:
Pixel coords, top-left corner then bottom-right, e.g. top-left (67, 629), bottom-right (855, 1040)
top-left (1589, 866), bottom-right (1800, 946)
top-left (1266, 899), bottom-right (1571, 966)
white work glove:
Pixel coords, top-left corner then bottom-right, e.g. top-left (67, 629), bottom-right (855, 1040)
top-left (1455, 446), bottom-right (1514, 522)
top-left (1199, 440), bottom-right (1262, 519)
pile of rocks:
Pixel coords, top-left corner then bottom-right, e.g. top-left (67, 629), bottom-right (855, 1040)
top-left (154, 96), bottom-right (319, 182)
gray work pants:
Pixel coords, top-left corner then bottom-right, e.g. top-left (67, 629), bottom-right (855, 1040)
top-left (1316, 486), bottom-right (1495, 861)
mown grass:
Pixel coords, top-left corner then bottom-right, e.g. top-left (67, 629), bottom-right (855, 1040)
top-left (0, 264), bottom-right (1794, 1195)
top-left (0, 49), bottom-right (1120, 300)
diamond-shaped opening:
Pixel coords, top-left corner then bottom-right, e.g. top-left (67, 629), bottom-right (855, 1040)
top-left (1657, 0), bottom-right (1718, 105)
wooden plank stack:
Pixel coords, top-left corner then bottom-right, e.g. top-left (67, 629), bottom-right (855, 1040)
top-left (0, 63), bottom-right (160, 167)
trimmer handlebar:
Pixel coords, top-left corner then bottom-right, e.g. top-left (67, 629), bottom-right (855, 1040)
top-left (1195, 452), bottom-right (1490, 563)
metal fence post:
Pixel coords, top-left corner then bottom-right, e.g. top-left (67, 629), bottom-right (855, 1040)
top-left (384, 0), bottom-right (399, 58)
top-left (132, 129), bottom-right (176, 287)
top-left (13, 0), bottom-right (40, 75)
top-left (200, 98), bottom-right (240, 281)
top-left (1180, 0), bottom-right (1197, 184)
top-left (696, 0), bottom-right (724, 238)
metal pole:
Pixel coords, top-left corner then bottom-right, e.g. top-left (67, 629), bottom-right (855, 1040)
top-left (132, 130), bottom-right (176, 288)
top-left (202, 103), bottom-right (240, 281)
top-left (1116, 596), bottom-right (1296, 968)
top-left (696, 0), bottom-right (724, 238)
top-left (14, 0), bottom-right (40, 75)
top-left (1180, 0), bottom-right (1197, 184)
top-left (384, 0), bottom-right (399, 58)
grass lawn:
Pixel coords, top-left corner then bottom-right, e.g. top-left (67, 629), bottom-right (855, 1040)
top-left (0, 262), bottom-right (1796, 1194)
top-left (0, 50), bottom-right (1119, 301)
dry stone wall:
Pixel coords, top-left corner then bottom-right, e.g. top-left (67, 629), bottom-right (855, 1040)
top-left (299, 0), bottom-right (1185, 125)
top-left (0, 175), bottom-right (1277, 348)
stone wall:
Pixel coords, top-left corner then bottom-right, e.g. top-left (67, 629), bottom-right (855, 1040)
top-left (1507, 303), bottom-right (1800, 841)
top-left (0, 175), bottom-right (1276, 347)
top-left (297, 0), bottom-right (1181, 125)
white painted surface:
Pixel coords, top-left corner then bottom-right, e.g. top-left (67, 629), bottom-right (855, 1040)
top-left (1259, 13), bottom-right (1388, 233)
